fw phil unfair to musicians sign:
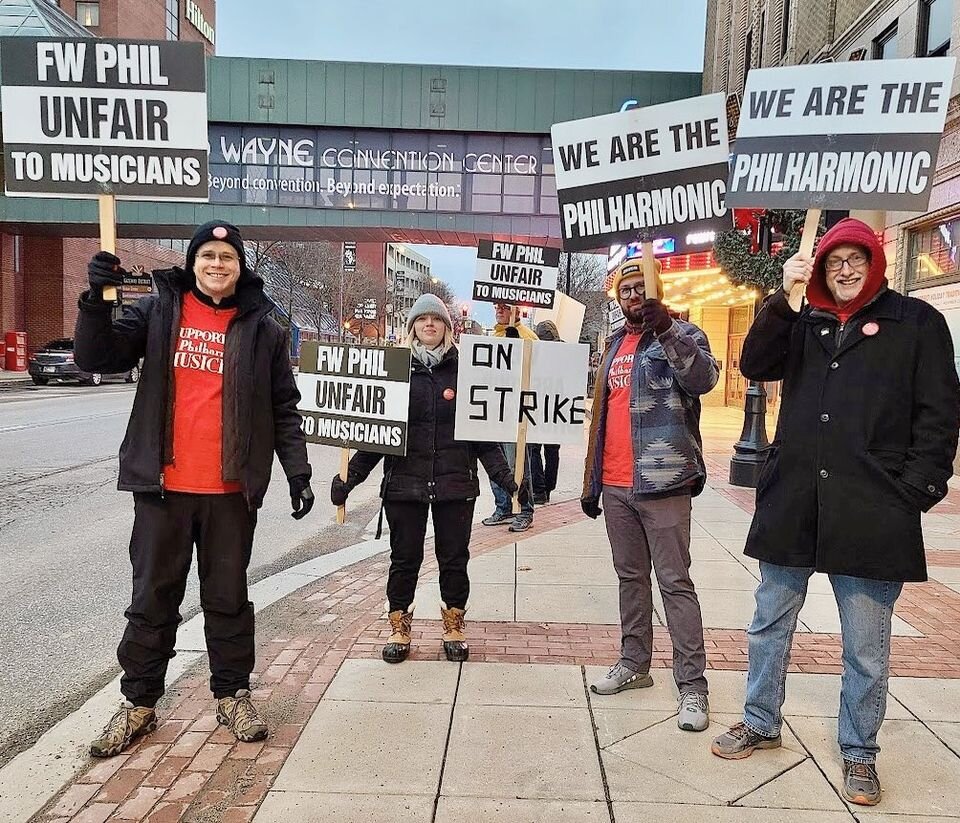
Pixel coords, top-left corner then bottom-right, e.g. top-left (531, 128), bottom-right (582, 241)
top-left (296, 342), bottom-right (412, 456)
top-left (472, 240), bottom-right (560, 309)
top-left (727, 57), bottom-right (955, 210)
top-left (0, 37), bottom-right (208, 199)
top-left (550, 93), bottom-right (731, 252)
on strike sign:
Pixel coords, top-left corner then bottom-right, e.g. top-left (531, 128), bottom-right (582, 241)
top-left (296, 342), bottom-right (412, 456)
top-left (0, 37), bottom-right (208, 200)
top-left (727, 58), bottom-right (955, 210)
top-left (454, 335), bottom-right (588, 445)
top-left (550, 94), bottom-right (731, 252)
top-left (472, 240), bottom-right (560, 308)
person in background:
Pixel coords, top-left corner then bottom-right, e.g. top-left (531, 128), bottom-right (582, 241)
top-left (483, 302), bottom-right (537, 531)
top-left (582, 258), bottom-right (718, 733)
top-left (76, 221), bottom-right (314, 756)
top-left (711, 218), bottom-right (960, 807)
top-left (330, 294), bottom-right (522, 663)
top-left (529, 320), bottom-right (563, 505)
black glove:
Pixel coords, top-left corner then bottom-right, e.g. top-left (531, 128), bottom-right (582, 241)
top-left (639, 299), bottom-right (672, 336)
top-left (581, 497), bottom-right (602, 519)
top-left (87, 252), bottom-right (126, 299)
top-left (330, 475), bottom-right (351, 507)
top-left (516, 479), bottom-right (530, 505)
top-left (504, 326), bottom-right (520, 338)
top-left (289, 475), bottom-right (315, 520)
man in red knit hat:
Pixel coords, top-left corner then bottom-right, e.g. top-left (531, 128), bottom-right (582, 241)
top-left (711, 218), bottom-right (960, 806)
top-left (76, 221), bottom-right (315, 756)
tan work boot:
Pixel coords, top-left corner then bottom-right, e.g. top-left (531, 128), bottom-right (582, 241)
top-left (441, 604), bottom-right (469, 662)
top-left (383, 606), bottom-right (414, 664)
top-left (90, 701), bottom-right (158, 757)
top-left (216, 689), bottom-right (268, 742)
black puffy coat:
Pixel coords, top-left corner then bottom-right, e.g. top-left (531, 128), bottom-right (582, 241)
top-left (741, 288), bottom-right (959, 582)
top-left (345, 348), bottom-right (515, 502)
top-left (75, 267), bottom-right (310, 509)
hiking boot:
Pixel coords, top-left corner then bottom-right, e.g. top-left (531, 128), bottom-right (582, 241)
top-left (590, 662), bottom-right (654, 695)
top-left (382, 607), bottom-right (414, 664)
top-left (216, 689), bottom-right (268, 742)
top-left (842, 760), bottom-right (881, 806)
top-left (440, 604), bottom-right (469, 662)
top-left (711, 722), bottom-right (782, 759)
top-left (90, 701), bottom-right (157, 757)
top-left (482, 510), bottom-right (512, 526)
top-left (508, 514), bottom-right (533, 532)
top-left (677, 691), bottom-right (710, 732)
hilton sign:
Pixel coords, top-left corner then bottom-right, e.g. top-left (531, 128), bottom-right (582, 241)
top-left (186, 0), bottom-right (215, 46)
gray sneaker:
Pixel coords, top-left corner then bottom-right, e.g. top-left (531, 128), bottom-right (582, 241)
top-left (677, 691), bottom-right (710, 731)
top-left (842, 760), bottom-right (881, 806)
top-left (508, 514), bottom-right (533, 532)
top-left (482, 510), bottom-right (512, 526)
top-left (711, 721), bottom-right (781, 759)
top-left (590, 662), bottom-right (654, 695)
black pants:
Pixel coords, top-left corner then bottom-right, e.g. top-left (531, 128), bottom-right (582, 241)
top-left (118, 492), bottom-right (257, 707)
top-left (384, 499), bottom-right (475, 612)
top-left (530, 444), bottom-right (561, 496)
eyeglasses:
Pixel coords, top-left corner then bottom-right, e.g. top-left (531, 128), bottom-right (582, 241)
top-left (824, 253), bottom-right (868, 272)
top-left (618, 284), bottom-right (645, 299)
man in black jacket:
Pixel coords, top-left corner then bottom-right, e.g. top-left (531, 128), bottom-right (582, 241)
top-left (711, 218), bottom-right (960, 807)
top-left (76, 221), bottom-right (314, 756)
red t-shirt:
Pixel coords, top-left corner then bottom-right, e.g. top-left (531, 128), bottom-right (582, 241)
top-left (163, 291), bottom-right (241, 494)
top-left (602, 333), bottom-right (642, 488)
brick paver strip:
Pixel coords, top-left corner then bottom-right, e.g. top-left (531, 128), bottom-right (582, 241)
top-left (54, 455), bottom-right (960, 822)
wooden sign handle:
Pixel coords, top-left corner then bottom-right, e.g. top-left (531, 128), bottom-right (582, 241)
top-left (788, 209), bottom-right (821, 312)
top-left (512, 338), bottom-right (534, 515)
top-left (98, 194), bottom-right (119, 303)
top-left (641, 241), bottom-right (659, 300)
top-left (336, 448), bottom-right (349, 525)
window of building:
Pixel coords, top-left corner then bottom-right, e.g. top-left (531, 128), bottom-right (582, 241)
top-left (165, 0), bottom-right (180, 40)
top-left (75, 1), bottom-right (100, 26)
top-left (780, 0), bottom-right (791, 58)
top-left (907, 220), bottom-right (960, 286)
top-left (919, 0), bottom-right (951, 57)
top-left (12, 235), bottom-right (23, 273)
top-left (873, 22), bottom-right (899, 59)
top-left (743, 29), bottom-right (753, 88)
top-left (759, 11), bottom-right (766, 66)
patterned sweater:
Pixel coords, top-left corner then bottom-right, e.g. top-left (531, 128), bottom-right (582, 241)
top-left (582, 319), bottom-right (720, 500)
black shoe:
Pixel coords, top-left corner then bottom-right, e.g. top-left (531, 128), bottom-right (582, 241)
top-left (443, 640), bottom-right (469, 662)
top-left (382, 641), bottom-right (410, 664)
top-left (842, 760), bottom-right (881, 806)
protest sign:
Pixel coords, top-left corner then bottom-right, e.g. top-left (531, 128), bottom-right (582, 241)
top-left (727, 58), bottom-right (955, 211)
top-left (0, 37), bottom-right (208, 200)
top-left (473, 240), bottom-right (560, 308)
top-left (0, 37), bottom-right (209, 302)
top-left (608, 300), bottom-right (625, 334)
top-left (296, 342), bottom-right (412, 456)
top-left (532, 292), bottom-right (587, 343)
top-left (550, 93), bottom-right (731, 253)
top-left (454, 335), bottom-right (588, 446)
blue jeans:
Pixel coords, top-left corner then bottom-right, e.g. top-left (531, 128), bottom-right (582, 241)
top-left (490, 443), bottom-right (534, 516)
top-left (744, 562), bottom-right (903, 764)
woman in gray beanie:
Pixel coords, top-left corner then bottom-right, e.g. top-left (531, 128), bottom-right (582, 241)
top-left (330, 293), bottom-right (523, 663)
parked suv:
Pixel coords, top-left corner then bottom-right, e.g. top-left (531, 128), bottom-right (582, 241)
top-left (28, 338), bottom-right (139, 386)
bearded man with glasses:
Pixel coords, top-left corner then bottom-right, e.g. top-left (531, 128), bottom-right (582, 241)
top-left (582, 257), bottom-right (719, 732)
top-left (712, 218), bottom-right (960, 808)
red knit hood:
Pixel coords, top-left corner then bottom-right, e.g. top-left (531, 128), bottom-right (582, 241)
top-left (807, 218), bottom-right (887, 322)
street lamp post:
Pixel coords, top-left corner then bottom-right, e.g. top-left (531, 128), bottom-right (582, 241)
top-left (729, 380), bottom-right (770, 487)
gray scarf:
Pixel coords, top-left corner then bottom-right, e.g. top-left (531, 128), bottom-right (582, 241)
top-left (411, 339), bottom-right (445, 368)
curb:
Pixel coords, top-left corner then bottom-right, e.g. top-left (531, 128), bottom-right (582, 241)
top-left (0, 536), bottom-right (390, 823)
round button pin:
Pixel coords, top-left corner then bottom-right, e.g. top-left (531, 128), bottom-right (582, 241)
top-left (443, 388), bottom-right (455, 401)
top-left (212, 226), bottom-right (228, 239)
top-left (863, 322), bottom-right (879, 336)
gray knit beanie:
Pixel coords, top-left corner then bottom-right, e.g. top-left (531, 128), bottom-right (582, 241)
top-left (406, 293), bottom-right (453, 331)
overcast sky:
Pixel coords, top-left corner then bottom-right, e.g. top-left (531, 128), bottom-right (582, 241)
top-left (218, 0), bottom-right (708, 323)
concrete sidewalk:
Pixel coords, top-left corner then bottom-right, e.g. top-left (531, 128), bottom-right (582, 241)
top-left (30, 409), bottom-right (960, 822)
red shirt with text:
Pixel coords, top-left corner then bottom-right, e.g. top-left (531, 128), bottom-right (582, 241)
top-left (602, 333), bottom-right (641, 487)
top-left (163, 291), bottom-right (241, 494)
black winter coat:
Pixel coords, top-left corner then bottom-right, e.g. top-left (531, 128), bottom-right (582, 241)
top-left (75, 268), bottom-right (310, 509)
top-left (741, 288), bottom-right (960, 582)
top-left (345, 348), bottom-right (515, 503)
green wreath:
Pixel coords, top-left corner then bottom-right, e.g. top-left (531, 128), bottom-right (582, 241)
top-left (713, 210), bottom-right (823, 291)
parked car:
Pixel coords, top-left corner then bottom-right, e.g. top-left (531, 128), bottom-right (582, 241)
top-left (28, 338), bottom-right (140, 387)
